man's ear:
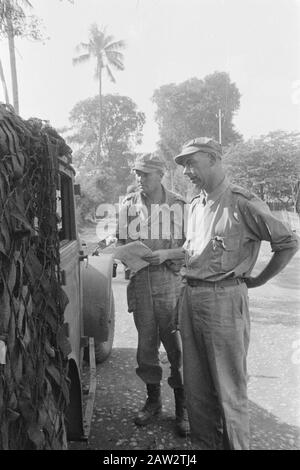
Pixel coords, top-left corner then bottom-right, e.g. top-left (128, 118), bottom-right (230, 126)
top-left (208, 154), bottom-right (217, 167)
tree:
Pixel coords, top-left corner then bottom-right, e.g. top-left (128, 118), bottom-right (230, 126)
top-left (73, 24), bottom-right (125, 163)
top-left (224, 130), bottom-right (300, 212)
top-left (152, 71), bottom-right (241, 194)
top-left (0, 57), bottom-right (9, 103)
top-left (67, 93), bottom-right (145, 221)
top-left (74, 167), bottom-right (115, 226)
top-left (0, 0), bottom-right (44, 113)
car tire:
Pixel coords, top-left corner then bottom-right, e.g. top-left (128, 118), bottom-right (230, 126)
top-left (94, 295), bottom-right (115, 364)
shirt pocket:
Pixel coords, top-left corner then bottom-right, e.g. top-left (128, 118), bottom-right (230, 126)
top-left (220, 234), bottom-right (241, 271)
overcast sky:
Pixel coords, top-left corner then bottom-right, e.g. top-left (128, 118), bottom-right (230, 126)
top-left (0, 0), bottom-right (299, 151)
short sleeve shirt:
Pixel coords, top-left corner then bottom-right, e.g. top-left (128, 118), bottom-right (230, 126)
top-left (182, 177), bottom-right (299, 281)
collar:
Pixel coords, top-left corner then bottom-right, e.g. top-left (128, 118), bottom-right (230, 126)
top-left (140, 185), bottom-right (167, 205)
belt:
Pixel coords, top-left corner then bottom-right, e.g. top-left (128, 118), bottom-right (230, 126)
top-left (186, 278), bottom-right (243, 288)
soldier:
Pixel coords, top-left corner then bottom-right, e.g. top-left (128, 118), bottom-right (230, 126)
top-left (116, 153), bottom-right (189, 437)
top-left (173, 137), bottom-right (299, 449)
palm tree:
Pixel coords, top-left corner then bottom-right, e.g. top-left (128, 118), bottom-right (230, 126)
top-left (6, 12), bottom-right (19, 112)
top-left (73, 24), bottom-right (125, 164)
top-left (0, 0), bottom-right (33, 114)
top-left (0, 57), bottom-right (10, 104)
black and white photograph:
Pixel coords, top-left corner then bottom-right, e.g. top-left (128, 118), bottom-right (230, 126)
top-left (0, 0), bottom-right (299, 454)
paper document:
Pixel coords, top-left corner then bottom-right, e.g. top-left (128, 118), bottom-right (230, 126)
top-left (100, 241), bottom-right (152, 275)
top-left (114, 241), bottom-right (153, 274)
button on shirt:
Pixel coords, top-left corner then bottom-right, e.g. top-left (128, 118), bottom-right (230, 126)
top-left (182, 177), bottom-right (299, 281)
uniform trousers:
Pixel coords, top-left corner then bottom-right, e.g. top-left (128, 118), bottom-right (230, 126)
top-left (128, 265), bottom-right (183, 389)
top-left (179, 281), bottom-right (250, 449)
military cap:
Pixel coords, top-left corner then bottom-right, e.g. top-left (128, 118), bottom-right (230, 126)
top-left (132, 153), bottom-right (165, 173)
top-left (174, 137), bottom-right (222, 165)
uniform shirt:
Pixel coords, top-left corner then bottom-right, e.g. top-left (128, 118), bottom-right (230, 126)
top-left (116, 185), bottom-right (186, 270)
top-left (182, 177), bottom-right (299, 281)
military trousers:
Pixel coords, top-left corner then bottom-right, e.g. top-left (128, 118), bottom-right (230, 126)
top-left (128, 265), bottom-right (184, 389)
top-left (179, 281), bottom-right (250, 450)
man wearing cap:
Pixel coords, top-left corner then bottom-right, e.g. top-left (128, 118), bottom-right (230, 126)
top-left (173, 137), bottom-right (298, 450)
top-left (116, 153), bottom-right (189, 437)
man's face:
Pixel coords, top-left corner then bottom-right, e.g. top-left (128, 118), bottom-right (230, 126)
top-left (134, 170), bottom-right (162, 195)
top-left (183, 152), bottom-right (213, 191)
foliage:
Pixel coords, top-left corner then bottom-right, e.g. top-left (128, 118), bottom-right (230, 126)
top-left (0, 0), bottom-right (44, 40)
top-left (0, 1), bottom-right (46, 113)
top-left (0, 0), bottom-right (29, 27)
top-left (73, 23), bottom-right (125, 84)
top-left (152, 71), bottom-right (242, 197)
top-left (0, 103), bottom-right (71, 449)
top-left (67, 94), bottom-right (145, 222)
top-left (74, 167), bottom-right (115, 225)
top-left (224, 130), bottom-right (300, 211)
top-left (153, 71), bottom-right (241, 167)
top-left (73, 23), bottom-right (126, 160)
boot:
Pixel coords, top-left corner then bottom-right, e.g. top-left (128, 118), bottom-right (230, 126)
top-left (134, 384), bottom-right (162, 426)
top-left (174, 388), bottom-right (190, 437)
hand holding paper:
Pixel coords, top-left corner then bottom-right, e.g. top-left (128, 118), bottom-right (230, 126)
top-left (107, 241), bottom-right (153, 275)
top-left (142, 249), bottom-right (170, 265)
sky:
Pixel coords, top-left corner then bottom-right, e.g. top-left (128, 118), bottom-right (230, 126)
top-left (0, 0), bottom-right (299, 151)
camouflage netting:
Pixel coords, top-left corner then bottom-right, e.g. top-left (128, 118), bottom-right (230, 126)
top-left (0, 103), bottom-right (72, 449)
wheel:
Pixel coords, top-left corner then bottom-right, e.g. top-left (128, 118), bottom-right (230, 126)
top-left (94, 295), bottom-right (115, 364)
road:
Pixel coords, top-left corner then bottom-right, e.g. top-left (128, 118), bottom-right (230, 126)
top-left (73, 232), bottom-right (300, 451)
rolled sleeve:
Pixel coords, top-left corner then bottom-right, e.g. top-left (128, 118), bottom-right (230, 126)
top-left (241, 199), bottom-right (299, 253)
